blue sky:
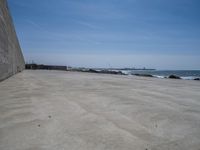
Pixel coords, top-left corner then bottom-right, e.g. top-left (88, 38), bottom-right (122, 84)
top-left (8, 0), bottom-right (200, 69)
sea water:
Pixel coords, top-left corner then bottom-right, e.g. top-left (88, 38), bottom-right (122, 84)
top-left (121, 70), bottom-right (200, 80)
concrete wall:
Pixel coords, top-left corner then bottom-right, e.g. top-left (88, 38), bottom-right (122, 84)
top-left (0, 0), bottom-right (25, 81)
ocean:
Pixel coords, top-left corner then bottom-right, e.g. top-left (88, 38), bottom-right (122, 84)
top-left (120, 70), bottom-right (200, 80)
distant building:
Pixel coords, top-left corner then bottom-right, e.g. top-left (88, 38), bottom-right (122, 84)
top-left (25, 64), bottom-right (67, 71)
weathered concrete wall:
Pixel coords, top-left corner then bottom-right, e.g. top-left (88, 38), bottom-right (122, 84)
top-left (0, 0), bottom-right (25, 81)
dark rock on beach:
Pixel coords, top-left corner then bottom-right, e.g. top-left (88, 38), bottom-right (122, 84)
top-left (133, 74), bottom-right (154, 77)
top-left (194, 78), bottom-right (200, 81)
top-left (168, 75), bottom-right (181, 79)
top-left (99, 70), bottom-right (124, 75)
top-left (83, 69), bottom-right (125, 75)
top-left (88, 69), bottom-right (99, 73)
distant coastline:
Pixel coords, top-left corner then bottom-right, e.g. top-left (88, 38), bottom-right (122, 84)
top-left (25, 63), bottom-right (156, 72)
top-left (92, 68), bottom-right (156, 71)
top-left (25, 64), bottom-right (200, 81)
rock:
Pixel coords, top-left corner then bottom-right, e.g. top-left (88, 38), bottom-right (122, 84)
top-left (99, 70), bottom-right (124, 75)
top-left (80, 69), bottom-right (125, 75)
top-left (194, 78), bottom-right (200, 81)
top-left (133, 74), bottom-right (154, 77)
top-left (88, 69), bottom-right (99, 73)
top-left (168, 75), bottom-right (181, 79)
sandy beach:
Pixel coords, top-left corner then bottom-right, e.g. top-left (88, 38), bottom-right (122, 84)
top-left (0, 70), bottom-right (200, 150)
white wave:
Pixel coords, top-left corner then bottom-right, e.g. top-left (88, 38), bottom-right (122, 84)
top-left (121, 70), bottom-right (131, 75)
top-left (181, 76), bottom-right (199, 80)
top-left (152, 75), bottom-right (166, 79)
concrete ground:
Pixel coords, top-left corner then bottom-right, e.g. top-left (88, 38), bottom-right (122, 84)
top-left (0, 70), bottom-right (200, 150)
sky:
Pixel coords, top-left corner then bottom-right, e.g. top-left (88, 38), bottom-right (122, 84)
top-left (7, 0), bottom-right (200, 69)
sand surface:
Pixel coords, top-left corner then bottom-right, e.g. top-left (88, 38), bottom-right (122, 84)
top-left (0, 70), bottom-right (200, 150)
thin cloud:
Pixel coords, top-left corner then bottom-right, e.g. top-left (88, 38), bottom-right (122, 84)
top-left (26, 20), bottom-right (43, 30)
top-left (75, 20), bottom-right (102, 30)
